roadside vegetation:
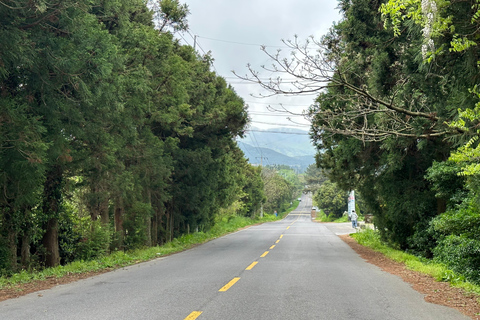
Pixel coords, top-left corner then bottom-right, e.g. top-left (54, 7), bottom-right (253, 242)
top-left (314, 209), bottom-right (349, 223)
top-left (0, 200), bottom-right (299, 290)
top-left (0, 0), bottom-right (304, 281)
top-left (353, 229), bottom-right (480, 296)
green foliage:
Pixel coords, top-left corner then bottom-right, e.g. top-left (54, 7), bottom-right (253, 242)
top-left (352, 229), bottom-right (466, 285)
top-left (434, 235), bottom-right (480, 285)
top-left (154, 0), bottom-right (190, 32)
top-left (303, 164), bottom-right (327, 194)
top-left (315, 0), bottom-right (447, 245)
top-left (124, 202), bottom-right (153, 250)
top-left (262, 168), bottom-right (295, 213)
top-left (0, 213), bottom-right (275, 289)
top-left (425, 161), bottom-right (467, 205)
top-left (449, 136), bottom-right (480, 177)
top-left (315, 209), bottom-right (344, 222)
top-left (75, 220), bottom-right (112, 261)
top-left (313, 180), bottom-right (347, 217)
top-left (431, 198), bottom-right (480, 239)
top-left (0, 0), bottom-right (252, 274)
top-left (58, 204), bottom-right (83, 264)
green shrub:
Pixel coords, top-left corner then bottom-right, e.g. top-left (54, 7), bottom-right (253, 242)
top-left (75, 219), bottom-right (112, 261)
top-left (59, 204), bottom-right (82, 264)
top-left (407, 220), bottom-right (436, 258)
top-left (433, 235), bottom-right (480, 285)
top-left (123, 201), bottom-right (153, 250)
top-left (432, 198), bottom-right (480, 239)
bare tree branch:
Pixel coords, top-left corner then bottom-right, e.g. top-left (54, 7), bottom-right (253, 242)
top-left (234, 36), bottom-right (465, 142)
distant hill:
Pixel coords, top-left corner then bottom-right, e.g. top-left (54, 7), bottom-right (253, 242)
top-left (237, 127), bottom-right (317, 172)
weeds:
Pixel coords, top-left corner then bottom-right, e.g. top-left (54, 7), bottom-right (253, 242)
top-left (352, 229), bottom-right (480, 295)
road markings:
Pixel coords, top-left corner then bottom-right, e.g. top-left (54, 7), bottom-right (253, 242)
top-left (280, 234), bottom-right (283, 238)
top-left (286, 226), bottom-right (290, 230)
top-left (184, 311), bottom-right (202, 320)
top-left (260, 251), bottom-right (269, 257)
top-left (275, 239), bottom-right (280, 244)
top-left (246, 261), bottom-right (258, 270)
top-left (270, 245), bottom-right (275, 249)
top-left (219, 277), bottom-right (240, 292)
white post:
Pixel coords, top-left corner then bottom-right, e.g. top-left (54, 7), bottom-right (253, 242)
top-left (348, 191), bottom-right (355, 218)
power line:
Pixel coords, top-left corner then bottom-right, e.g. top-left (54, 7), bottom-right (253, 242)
top-left (196, 35), bottom-right (317, 50)
top-left (245, 129), bottom-right (310, 136)
top-left (237, 140), bottom-right (256, 161)
top-left (250, 120), bottom-right (310, 128)
top-left (197, 35), bottom-right (290, 49)
top-left (177, 32), bottom-right (193, 48)
top-left (249, 112), bottom-right (305, 117)
top-left (223, 76), bottom-right (301, 81)
top-left (245, 100), bottom-right (312, 107)
top-left (249, 130), bottom-right (272, 166)
top-left (226, 81), bottom-right (303, 85)
top-left (183, 30), bottom-right (218, 74)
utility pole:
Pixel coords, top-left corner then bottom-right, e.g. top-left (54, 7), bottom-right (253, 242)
top-left (255, 156), bottom-right (267, 167)
top-left (256, 155), bottom-right (267, 218)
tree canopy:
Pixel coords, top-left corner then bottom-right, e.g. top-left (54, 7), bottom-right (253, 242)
top-left (239, 0), bottom-right (480, 282)
top-left (0, 0), bottom-right (264, 273)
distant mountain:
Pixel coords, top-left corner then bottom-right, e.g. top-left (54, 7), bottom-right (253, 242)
top-left (237, 127), bottom-right (317, 172)
top-left (240, 127), bottom-right (316, 157)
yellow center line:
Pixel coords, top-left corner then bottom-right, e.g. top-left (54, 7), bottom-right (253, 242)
top-left (275, 239), bottom-right (280, 244)
top-left (286, 226), bottom-right (290, 230)
top-left (219, 277), bottom-right (240, 292)
top-left (260, 251), bottom-right (269, 257)
top-left (184, 311), bottom-right (202, 320)
top-left (270, 245), bottom-right (275, 250)
top-left (280, 234), bottom-right (283, 238)
top-left (246, 261), bottom-right (258, 270)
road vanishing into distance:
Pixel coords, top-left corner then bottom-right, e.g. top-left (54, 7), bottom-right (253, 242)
top-left (0, 194), bottom-right (469, 320)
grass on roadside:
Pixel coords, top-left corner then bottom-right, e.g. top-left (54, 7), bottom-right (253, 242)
top-left (0, 205), bottom-right (298, 290)
top-left (315, 209), bottom-right (349, 223)
top-left (352, 229), bottom-right (480, 295)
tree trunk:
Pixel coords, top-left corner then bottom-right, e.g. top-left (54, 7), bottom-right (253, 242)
top-left (151, 215), bottom-right (157, 246)
top-left (42, 218), bottom-right (59, 267)
top-left (42, 165), bottom-right (63, 267)
top-left (145, 189), bottom-right (152, 247)
top-left (7, 230), bottom-right (17, 271)
top-left (437, 198), bottom-right (447, 215)
top-left (114, 200), bottom-right (124, 249)
top-left (88, 184), bottom-right (109, 223)
top-left (21, 233), bottom-right (30, 268)
top-left (166, 212), bottom-right (172, 243)
top-left (100, 197), bottom-right (109, 225)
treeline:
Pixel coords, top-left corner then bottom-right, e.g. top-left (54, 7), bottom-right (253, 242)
top-left (316, 0), bottom-right (480, 284)
top-left (247, 0), bottom-right (480, 284)
top-left (262, 165), bottom-right (303, 214)
top-left (0, 0), bottom-right (265, 275)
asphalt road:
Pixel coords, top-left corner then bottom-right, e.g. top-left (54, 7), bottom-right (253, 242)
top-left (0, 194), bottom-right (469, 320)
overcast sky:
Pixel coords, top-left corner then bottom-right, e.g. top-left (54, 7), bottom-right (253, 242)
top-left (178, 0), bottom-right (342, 131)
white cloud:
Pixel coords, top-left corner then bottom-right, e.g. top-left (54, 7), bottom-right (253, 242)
top-left (181, 0), bottom-right (341, 129)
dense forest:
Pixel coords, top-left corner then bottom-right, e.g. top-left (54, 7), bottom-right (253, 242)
top-left (0, 0), bottom-right (276, 275)
top-left (244, 0), bottom-right (480, 285)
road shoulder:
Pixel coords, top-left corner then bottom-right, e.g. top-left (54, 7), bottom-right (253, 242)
top-left (339, 234), bottom-right (480, 320)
